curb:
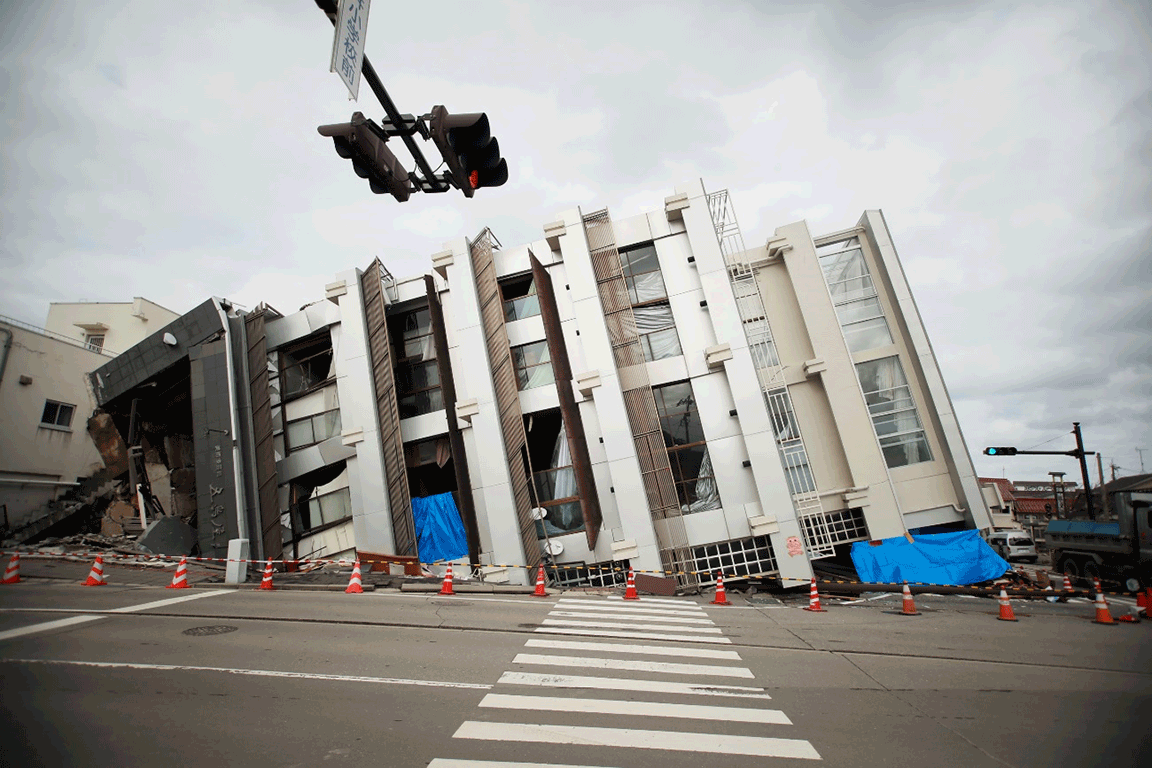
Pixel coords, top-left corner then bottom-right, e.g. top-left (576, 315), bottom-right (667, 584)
top-left (400, 583), bottom-right (536, 595)
top-left (208, 583), bottom-right (378, 592)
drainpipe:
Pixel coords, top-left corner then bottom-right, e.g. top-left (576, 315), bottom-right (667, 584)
top-left (0, 327), bottom-right (12, 389)
top-left (212, 299), bottom-right (250, 545)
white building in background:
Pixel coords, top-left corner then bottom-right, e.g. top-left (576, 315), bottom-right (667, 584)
top-left (90, 181), bottom-right (990, 587)
top-left (44, 297), bottom-right (179, 355)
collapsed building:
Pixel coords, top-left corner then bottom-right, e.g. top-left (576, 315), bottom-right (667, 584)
top-left (87, 181), bottom-right (992, 586)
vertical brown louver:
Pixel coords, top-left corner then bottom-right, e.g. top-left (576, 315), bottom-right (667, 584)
top-left (424, 275), bottom-right (481, 567)
top-left (360, 259), bottom-right (417, 558)
top-left (530, 251), bottom-right (603, 551)
top-left (244, 308), bottom-right (281, 561)
top-left (581, 210), bottom-right (695, 586)
top-left (469, 230), bottom-right (542, 568)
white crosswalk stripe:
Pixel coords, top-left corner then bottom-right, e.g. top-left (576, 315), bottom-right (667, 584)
top-left (479, 693), bottom-right (793, 724)
top-left (542, 618), bottom-right (723, 633)
top-left (523, 638), bottom-right (742, 660)
top-left (533, 626), bottom-right (733, 644)
top-left (497, 671), bottom-right (772, 699)
top-left (547, 610), bottom-right (715, 625)
top-left (512, 653), bottom-right (754, 678)
top-left (559, 598), bottom-right (704, 613)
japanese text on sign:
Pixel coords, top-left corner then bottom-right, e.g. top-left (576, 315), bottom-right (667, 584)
top-left (330, 0), bottom-right (372, 100)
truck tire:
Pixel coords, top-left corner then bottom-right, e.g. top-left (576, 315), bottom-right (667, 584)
top-left (1060, 557), bottom-right (1080, 581)
top-left (1082, 561), bottom-right (1100, 583)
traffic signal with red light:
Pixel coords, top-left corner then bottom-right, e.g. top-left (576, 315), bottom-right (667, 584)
top-left (983, 447), bottom-right (1018, 456)
top-left (317, 112), bottom-right (413, 202)
top-left (428, 105), bottom-right (508, 198)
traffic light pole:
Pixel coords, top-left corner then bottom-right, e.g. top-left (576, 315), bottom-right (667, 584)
top-left (984, 422), bottom-right (1096, 519)
top-left (315, 1), bottom-right (449, 193)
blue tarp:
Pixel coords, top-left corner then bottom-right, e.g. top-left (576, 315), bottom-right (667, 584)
top-left (411, 492), bottom-right (468, 564)
top-left (850, 530), bottom-right (1009, 585)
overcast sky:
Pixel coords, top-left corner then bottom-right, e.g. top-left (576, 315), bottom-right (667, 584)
top-left (2, 1), bottom-right (1149, 487)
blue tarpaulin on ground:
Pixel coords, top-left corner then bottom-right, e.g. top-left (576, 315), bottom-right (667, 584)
top-left (411, 492), bottom-right (468, 563)
top-left (850, 530), bottom-right (1009, 585)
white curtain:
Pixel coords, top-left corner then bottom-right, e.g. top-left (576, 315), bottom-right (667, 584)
top-left (552, 423), bottom-right (576, 499)
top-left (682, 448), bottom-right (721, 513)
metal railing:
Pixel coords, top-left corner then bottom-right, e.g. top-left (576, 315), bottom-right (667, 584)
top-left (0, 314), bottom-right (119, 357)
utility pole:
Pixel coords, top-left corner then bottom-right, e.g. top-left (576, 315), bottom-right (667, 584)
top-left (1137, 447), bottom-right (1147, 474)
top-left (984, 422), bottom-right (1095, 519)
top-left (1096, 453), bottom-right (1106, 518)
top-left (1110, 461), bottom-right (1119, 482)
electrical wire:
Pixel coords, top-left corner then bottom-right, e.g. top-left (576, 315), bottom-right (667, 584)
top-left (1022, 432), bottom-right (1070, 451)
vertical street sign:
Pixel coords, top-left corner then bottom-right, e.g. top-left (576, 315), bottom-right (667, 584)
top-left (329, 0), bottom-right (371, 100)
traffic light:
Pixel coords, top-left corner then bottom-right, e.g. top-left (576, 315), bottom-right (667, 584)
top-left (428, 105), bottom-right (508, 198)
top-left (317, 112), bottom-right (412, 202)
top-left (983, 447), bottom-right (1018, 456)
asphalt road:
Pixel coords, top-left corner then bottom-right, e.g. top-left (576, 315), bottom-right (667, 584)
top-left (2, 580), bottom-right (1150, 767)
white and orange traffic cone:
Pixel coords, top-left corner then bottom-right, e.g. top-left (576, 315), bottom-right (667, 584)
top-left (82, 555), bottom-right (107, 586)
top-left (900, 583), bottom-right (920, 615)
top-left (803, 577), bottom-right (826, 612)
top-left (345, 561), bottom-right (364, 594)
top-left (1062, 574), bottom-right (1075, 595)
top-left (711, 572), bottom-right (732, 606)
top-left (166, 557), bottom-right (190, 590)
top-left (1092, 587), bottom-right (1115, 625)
top-left (996, 587), bottom-right (1018, 621)
top-left (2, 554), bottom-right (20, 584)
top-left (622, 568), bottom-right (639, 600)
top-left (439, 563), bottom-right (455, 596)
top-left (532, 565), bottom-right (549, 597)
top-left (259, 560), bottom-right (275, 591)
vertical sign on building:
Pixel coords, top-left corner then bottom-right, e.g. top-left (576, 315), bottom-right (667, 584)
top-left (330, 0), bottom-right (372, 100)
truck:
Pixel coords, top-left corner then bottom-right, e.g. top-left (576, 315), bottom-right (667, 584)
top-left (1045, 478), bottom-right (1151, 592)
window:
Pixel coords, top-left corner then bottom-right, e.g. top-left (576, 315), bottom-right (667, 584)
top-left (653, 381), bottom-right (720, 513)
top-left (527, 411), bottom-right (584, 538)
top-left (818, 239), bottom-right (894, 353)
top-left (619, 242), bottom-right (683, 362)
top-left (393, 307), bottom-right (443, 418)
top-left (855, 356), bottom-right (932, 468)
top-left (501, 274), bottom-right (540, 322)
top-left (297, 486), bottom-right (352, 531)
top-left (285, 409), bottom-right (342, 452)
top-left (512, 340), bottom-right (555, 390)
top-left (41, 400), bottom-right (75, 428)
top-left (279, 334), bottom-right (333, 400)
top-left (84, 334), bottom-right (105, 352)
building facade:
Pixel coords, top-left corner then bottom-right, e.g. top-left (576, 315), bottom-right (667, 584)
top-left (44, 298), bottom-right (179, 356)
top-left (90, 181), bottom-right (990, 587)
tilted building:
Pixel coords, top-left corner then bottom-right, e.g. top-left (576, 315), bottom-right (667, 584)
top-left (89, 181), bottom-right (990, 586)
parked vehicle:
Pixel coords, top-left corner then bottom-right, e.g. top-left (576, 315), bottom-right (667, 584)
top-left (987, 531), bottom-right (1038, 563)
top-left (1045, 487), bottom-right (1151, 591)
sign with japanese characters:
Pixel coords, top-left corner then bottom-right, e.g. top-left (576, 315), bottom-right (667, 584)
top-left (330, 0), bottom-right (371, 100)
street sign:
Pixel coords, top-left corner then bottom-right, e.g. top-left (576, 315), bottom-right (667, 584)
top-left (329, 0), bottom-right (371, 100)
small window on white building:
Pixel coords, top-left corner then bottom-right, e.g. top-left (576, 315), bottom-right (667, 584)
top-left (512, 340), bottom-right (555, 390)
top-left (41, 400), bottom-right (76, 428)
top-left (84, 334), bottom-right (105, 352)
top-left (818, 240), bottom-right (894, 353)
top-left (855, 356), bottom-right (932, 468)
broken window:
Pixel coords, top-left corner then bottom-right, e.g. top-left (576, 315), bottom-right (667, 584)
top-left (525, 410), bottom-right (584, 538)
top-left (501, 274), bottom-right (541, 322)
top-left (405, 436), bottom-right (457, 498)
top-left (279, 332), bottom-right (333, 400)
top-left (633, 303), bottom-right (682, 361)
top-left (392, 306), bottom-right (443, 418)
top-left (512, 340), bottom-right (555, 390)
top-left (652, 381), bottom-right (721, 513)
top-left (619, 242), bottom-right (683, 362)
top-left (285, 409), bottom-right (342, 452)
top-left (287, 461), bottom-right (351, 551)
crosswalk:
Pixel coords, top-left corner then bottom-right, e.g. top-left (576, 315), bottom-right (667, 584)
top-left (427, 595), bottom-right (821, 766)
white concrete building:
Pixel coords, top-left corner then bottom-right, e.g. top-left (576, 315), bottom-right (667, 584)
top-left (90, 182), bottom-right (989, 588)
top-left (44, 297), bottom-right (179, 355)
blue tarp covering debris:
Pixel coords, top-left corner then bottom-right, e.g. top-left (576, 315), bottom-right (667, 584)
top-left (850, 530), bottom-right (1009, 585)
top-left (411, 492), bottom-right (468, 563)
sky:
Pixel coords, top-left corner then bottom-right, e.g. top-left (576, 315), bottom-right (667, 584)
top-left (2, 0), bottom-right (1149, 487)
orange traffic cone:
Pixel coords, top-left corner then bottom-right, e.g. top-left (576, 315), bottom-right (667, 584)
top-left (996, 587), bottom-right (1018, 621)
top-left (82, 555), bottom-right (107, 586)
top-left (1092, 588), bottom-right (1115, 625)
top-left (1137, 590), bottom-right (1147, 610)
top-left (622, 568), bottom-right (639, 600)
top-left (1118, 606), bottom-right (1141, 624)
top-left (259, 560), bottom-right (275, 591)
top-left (2, 554), bottom-right (20, 584)
top-left (166, 557), bottom-right (190, 590)
top-left (439, 563), bottom-right (455, 596)
top-left (532, 565), bottom-right (549, 597)
top-left (345, 561), bottom-right (364, 594)
top-left (803, 577), bottom-right (826, 612)
top-left (711, 573), bottom-right (732, 606)
top-left (900, 583), bottom-right (920, 615)
top-left (1063, 574), bottom-right (1075, 594)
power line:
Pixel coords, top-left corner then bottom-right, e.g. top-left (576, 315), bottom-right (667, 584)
top-left (1023, 432), bottom-right (1070, 451)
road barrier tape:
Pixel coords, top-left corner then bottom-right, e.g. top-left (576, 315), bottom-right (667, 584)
top-left (0, 549), bottom-right (1130, 597)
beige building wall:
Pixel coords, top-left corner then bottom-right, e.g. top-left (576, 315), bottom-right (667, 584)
top-left (0, 321), bottom-right (107, 529)
top-left (44, 298), bottom-right (180, 356)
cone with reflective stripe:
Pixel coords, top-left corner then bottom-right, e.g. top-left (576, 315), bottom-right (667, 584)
top-left (711, 572), bottom-right (732, 606)
top-left (532, 564), bottom-right (549, 597)
top-left (82, 555), bottom-right (107, 586)
top-left (166, 557), bottom-right (189, 590)
top-left (259, 560), bottom-right (275, 591)
top-left (1063, 574), bottom-right (1075, 593)
top-left (996, 587), bottom-right (1018, 621)
top-left (623, 568), bottom-right (639, 600)
top-left (900, 582), bottom-right (920, 615)
top-left (2, 554), bottom-right (20, 584)
top-left (439, 563), bottom-right (455, 596)
top-left (345, 561), bottom-right (364, 594)
top-left (803, 577), bottom-right (826, 612)
top-left (1092, 585), bottom-right (1115, 625)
